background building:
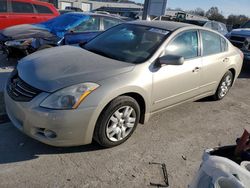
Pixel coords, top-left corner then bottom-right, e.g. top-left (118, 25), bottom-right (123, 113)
top-left (40, 0), bottom-right (142, 12)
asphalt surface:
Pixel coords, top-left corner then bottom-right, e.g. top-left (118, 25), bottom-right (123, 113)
top-left (0, 55), bottom-right (250, 188)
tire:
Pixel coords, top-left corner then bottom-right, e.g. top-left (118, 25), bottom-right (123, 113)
top-left (212, 71), bottom-right (233, 100)
top-left (37, 44), bottom-right (53, 51)
top-left (94, 96), bottom-right (140, 148)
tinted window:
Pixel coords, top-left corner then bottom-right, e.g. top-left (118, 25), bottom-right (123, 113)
top-left (103, 18), bottom-right (120, 30)
top-left (74, 17), bottom-right (100, 32)
top-left (0, 0), bottom-right (7, 13)
top-left (34, 4), bottom-right (53, 14)
top-left (85, 24), bottom-right (168, 63)
top-left (241, 21), bottom-right (250, 28)
top-left (12, 1), bottom-right (34, 13)
top-left (201, 31), bottom-right (227, 56)
top-left (166, 31), bottom-right (198, 59)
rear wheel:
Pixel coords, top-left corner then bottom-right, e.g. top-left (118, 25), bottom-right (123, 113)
top-left (212, 71), bottom-right (233, 100)
top-left (94, 96), bottom-right (140, 148)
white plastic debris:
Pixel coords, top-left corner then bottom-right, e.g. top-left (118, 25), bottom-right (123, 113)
top-left (189, 147), bottom-right (250, 188)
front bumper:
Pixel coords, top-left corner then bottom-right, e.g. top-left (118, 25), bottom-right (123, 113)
top-left (4, 89), bottom-right (97, 147)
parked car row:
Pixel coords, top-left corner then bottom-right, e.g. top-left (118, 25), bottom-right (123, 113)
top-left (0, 12), bottom-right (124, 57)
top-left (226, 20), bottom-right (250, 60)
top-left (3, 19), bottom-right (243, 147)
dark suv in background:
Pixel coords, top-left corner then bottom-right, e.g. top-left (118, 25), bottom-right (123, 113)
top-left (0, 0), bottom-right (59, 30)
top-left (226, 20), bottom-right (250, 60)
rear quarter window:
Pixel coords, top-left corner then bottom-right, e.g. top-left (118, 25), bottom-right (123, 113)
top-left (34, 4), bottom-right (53, 14)
top-left (201, 30), bottom-right (228, 56)
top-left (12, 1), bottom-right (34, 13)
top-left (0, 0), bottom-right (7, 13)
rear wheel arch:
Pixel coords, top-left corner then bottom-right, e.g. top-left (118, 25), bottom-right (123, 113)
top-left (228, 68), bottom-right (236, 81)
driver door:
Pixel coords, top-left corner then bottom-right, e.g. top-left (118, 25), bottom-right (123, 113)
top-left (151, 30), bottom-right (202, 111)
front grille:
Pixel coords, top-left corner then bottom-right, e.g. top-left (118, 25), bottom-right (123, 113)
top-left (7, 73), bottom-right (41, 102)
top-left (230, 36), bottom-right (246, 42)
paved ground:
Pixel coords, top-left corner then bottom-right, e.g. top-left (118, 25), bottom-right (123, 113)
top-left (0, 55), bottom-right (250, 188)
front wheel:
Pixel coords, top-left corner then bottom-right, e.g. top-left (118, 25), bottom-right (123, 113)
top-left (94, 96), bottom-right (140, 148)
top-left (212, 71), bottom-right (233, 100)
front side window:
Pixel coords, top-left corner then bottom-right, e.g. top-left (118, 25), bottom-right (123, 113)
top-left (85, 24), bottom-right (169, 64)
top-left (12, 1), bottom-right (34, 13)
top-left (166, 31), bottom-right (198, 59)
top-left (0, 0), bottom-right (7, 13)
top-left (74, 17), bottom-right (100, 32)
top-left (103, 18), bottom-right (120, 30)
top-left (34, 4), bottom-right (53, 14)
top-left (201, 31), bottom-right (227, 56)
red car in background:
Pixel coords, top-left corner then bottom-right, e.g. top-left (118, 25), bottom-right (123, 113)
top-left (0, 0), bottom-right (59, 30)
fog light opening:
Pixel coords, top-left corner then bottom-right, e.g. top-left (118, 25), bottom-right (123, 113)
top-left (44, 129), bottom-right (57, 139)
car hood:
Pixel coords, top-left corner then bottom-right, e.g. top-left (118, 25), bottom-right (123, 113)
top-left (1, 24), bottom-right (56, 40)
top-left (231, 28), bottom-right (250, 36)
top-left (17, 45), bottom-right (135, 92)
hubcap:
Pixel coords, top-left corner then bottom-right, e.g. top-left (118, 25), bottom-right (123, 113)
top-left (219, 75), bottom-right (232, 98)
top-left (106, 106), bottom-right (136, 142)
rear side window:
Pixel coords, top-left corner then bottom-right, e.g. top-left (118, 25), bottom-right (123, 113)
top-left (221, 37), bottom-right (228, 52)
top-left (201, 31), bottom-right (228, 56)
top-left (0, 0), bottom-right (7, 13)
top-left (34, 4), bottom-right (53, 14)
top-left (12, 1), bottom-right (34, 13)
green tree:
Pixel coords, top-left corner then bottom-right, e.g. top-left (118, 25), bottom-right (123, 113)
top-left (206, 7), bottom-right (225, 23)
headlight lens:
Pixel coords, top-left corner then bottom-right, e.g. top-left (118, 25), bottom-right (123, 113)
top-left (5, 38), bottom-right (34, 47)
top-left (40, 83), bottom-right (99, 109)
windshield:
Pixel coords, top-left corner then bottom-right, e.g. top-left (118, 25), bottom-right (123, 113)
top-left (84, 24), bottom-right (169, 64)
top-left (241, 21), bottom-right (250, 28)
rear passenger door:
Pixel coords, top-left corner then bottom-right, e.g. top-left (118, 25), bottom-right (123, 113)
top-left (200, 30), bottom-right (229, 94)
top-left (9, 0), bottom-right (36, 26)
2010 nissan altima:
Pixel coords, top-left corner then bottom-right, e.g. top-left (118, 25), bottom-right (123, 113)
top-left (5, 21), bottom-right (243, 147)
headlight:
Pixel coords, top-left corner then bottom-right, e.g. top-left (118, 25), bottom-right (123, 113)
top-left (5, 38), bottom-right (34, 47)
top-left (40, 83), bottom-right (99, 110)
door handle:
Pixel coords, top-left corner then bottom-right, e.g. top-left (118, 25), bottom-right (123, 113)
top-left (31, 16), bottom-right (37, 19)
top-left (223, 58), bottom-right (229, 63)
top-left (192, 67), bottom-right (201, 73)
top-left (0, 16), bottom-right (8, 18)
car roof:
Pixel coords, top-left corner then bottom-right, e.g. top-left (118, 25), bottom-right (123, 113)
top-left (129, 20), bottom-right (195, 31)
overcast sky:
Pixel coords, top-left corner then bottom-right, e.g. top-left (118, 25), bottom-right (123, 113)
top-left (134, 0), bottom-right (250, 17)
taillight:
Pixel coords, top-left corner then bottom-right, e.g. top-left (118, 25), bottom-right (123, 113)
top-left (237, 48), bottom-right (244, 59)
top-left (239, 50), bottom-right (244, 59)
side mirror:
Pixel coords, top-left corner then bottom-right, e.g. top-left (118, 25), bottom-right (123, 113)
top-left (158, 55), bottom-right (184, 66)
